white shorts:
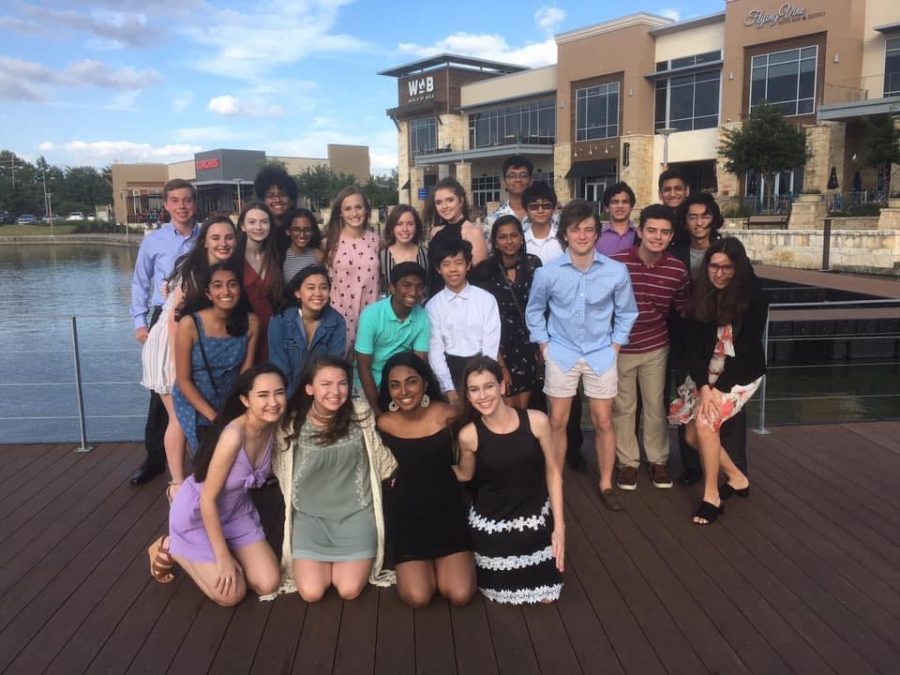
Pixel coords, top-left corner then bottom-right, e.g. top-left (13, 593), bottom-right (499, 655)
top-left (544, 355), bottom-right (617, 400)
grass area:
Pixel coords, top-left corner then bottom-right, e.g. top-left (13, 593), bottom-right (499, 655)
top-left (0, 223), bottom-right (79, 236)
top-left (0, 223), bottom-right (142, 236)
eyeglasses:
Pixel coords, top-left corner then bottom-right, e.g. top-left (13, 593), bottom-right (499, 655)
top-left (686, 213), bottom-right (712, 221)
top-left (526, 202), bottom-right (555, 211)
top-left (708, 263), bottom-right (735, 274)
top-left (265, 191), bottom-right (289, 202)
top-left (505, 172), bottom-right (530, 182)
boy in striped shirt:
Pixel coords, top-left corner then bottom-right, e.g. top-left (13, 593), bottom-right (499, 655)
top-left (611, 204), bottom-right (690, 490)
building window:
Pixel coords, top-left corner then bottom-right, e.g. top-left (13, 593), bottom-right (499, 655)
top-left (468, 98), bottom-right (555, 149)
top-left (409, 117), bottom-right (437, 158)
top-left (471, 174), bottom-right (501, 208)
top-left (655, 71), bottom-right (720, 131)
top-left (575, 82), bottom-right (619, 141)
top-left (532, 171), bottom-right (554, 186)
top-left (886, 37), bottom-right (900, 97)
top-left (750, 46), bottom-right (817, 116)
top-left (656, 50), bottom-right (721, 72)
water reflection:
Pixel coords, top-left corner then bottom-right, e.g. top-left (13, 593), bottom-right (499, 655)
top-left (0, 243), bottom-right (144, 443)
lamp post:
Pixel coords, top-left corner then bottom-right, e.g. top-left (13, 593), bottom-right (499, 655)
top-left (659, 127), bottom-right (677, 168)
top-left (234, 179), bottom-right (243, 214)
top-left (40, 167), bottom-right (55, 237)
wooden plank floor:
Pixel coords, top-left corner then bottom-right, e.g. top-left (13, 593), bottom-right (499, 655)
top-left (1, 423), bottom-right (899, 674)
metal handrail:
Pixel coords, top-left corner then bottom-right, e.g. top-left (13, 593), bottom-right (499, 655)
top-left (755, 297), bottom-right (900, 434)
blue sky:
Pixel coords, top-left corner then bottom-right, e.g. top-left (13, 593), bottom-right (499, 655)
top-left (0, 0), bottom-right (722, 174)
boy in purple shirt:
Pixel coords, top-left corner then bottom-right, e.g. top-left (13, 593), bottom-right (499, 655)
top-left (595, 182), bottom-right (638, 256)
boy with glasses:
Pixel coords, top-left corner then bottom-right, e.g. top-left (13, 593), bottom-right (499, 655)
top-left (521, 182), bottom-right (563, 265)
top-left (484, 155), bottom-right (558, 241)
top-left (254, 165), bottom-right (299, 252)
top-left (526, 200), bottom-right (638, 511)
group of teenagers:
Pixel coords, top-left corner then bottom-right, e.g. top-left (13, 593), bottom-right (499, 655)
top-left (129, 156), bottom-right (766, 609)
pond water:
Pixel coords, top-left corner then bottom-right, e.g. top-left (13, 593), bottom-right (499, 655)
top-left (0, 244), bottom-right (146, 444)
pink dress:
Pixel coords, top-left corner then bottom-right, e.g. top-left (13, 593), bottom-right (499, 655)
top-left (168, 428), bottom-right (273, 563)
top-left (328, 229), bottom-right (380, 346)
top-left (668, 324), bottom-right (762, 433)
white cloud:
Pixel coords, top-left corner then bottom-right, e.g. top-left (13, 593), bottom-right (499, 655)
top-left (20, 5), bottom-right (153, 48)
top-left (397, 32), bottom-right (557, 68)
top-left (207, 94), bottom-right (283, 117)
top-left (64, 140), bottom-right (202, 164)
top-left (183, 0), bottom-right (370, 80)
top-left (0, 56), bottom-right (160, 102)
top-left (38, 141), bottom-right (54, 151)
top-left (534, 6), bottom-right (566, 34)
top-left (658, 8), bottom-right (681, 22)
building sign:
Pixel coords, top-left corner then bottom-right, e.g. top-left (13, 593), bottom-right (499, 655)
top-left (406, 76), bottom-right (435, 104)
top-left (196, 157), bottom-right (220, 171)
top-left (744, 4), bottom-right (825, 29)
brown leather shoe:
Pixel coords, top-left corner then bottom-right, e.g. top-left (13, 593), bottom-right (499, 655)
top-left (617, 465), bottom-right (638, 491)
top-left (650, 463), bottom-right (673, 489)
top-left (599, 487), bottom-right (624, 511)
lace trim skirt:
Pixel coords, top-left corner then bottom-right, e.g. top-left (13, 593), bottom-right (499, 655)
top-left (468, 498), bottom-right (562, 604)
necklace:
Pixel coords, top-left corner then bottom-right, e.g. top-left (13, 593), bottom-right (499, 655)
top-left (309, 403), bottom-right (336, 424)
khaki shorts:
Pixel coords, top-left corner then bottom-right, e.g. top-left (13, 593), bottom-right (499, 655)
top-left (544, 354), bottom-right (617, 400)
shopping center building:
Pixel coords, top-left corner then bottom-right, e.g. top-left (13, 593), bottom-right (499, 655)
top-left (381, 0), bottom-right (899, 215)
top-left (110, 144), bottom-right (369, 225)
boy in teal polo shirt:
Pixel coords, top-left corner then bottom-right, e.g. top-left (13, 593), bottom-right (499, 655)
top-left (356, 262), bottom-right (430, 412)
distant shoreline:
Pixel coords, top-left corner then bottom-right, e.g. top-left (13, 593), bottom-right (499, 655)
top-left (0, 234), bottom-right (141, 248)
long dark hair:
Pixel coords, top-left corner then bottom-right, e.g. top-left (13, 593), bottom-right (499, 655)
top-left (381, 205), bottom-right (424, 248)
top-left (281, 355), bottom-right (367, 446)
top-left (179, 261), bottom-right (251, 336)
top-left (235, 202), bottom-right (284, 308)
top-left (691, 237), bottom-right (753, 325)
top-left (323, 186), bottom-right (373, 265)
top-left (423, 177), bottom-right (470, 232)
top-left (475, 214), bottom-right (527, 284)
top-left (279, 264), bottom-right (331, 312)
top-left (377, 351), bottom-right (446, 413)
top-left (173, 215), bottom-right (237, 316)
top-left (456, 355), bottom-right (505, 429)
top-left (193, 363), bottom-right (287, 483)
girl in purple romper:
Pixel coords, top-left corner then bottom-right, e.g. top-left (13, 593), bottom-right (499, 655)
top-left (148, 363), bottom-right (286, 606)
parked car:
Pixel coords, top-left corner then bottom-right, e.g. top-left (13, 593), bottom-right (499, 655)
top-left (0, 210), bottom-right (13, 224)
top-left (16, 214), bottom-right (37, 224)
top-left (41, 214), bottom-right (65, 224)
top-left (66, 211), bottom-right (85, 221)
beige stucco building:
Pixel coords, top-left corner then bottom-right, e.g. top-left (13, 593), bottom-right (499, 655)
top-left (111, 144), bottom-right (370, 225)
top-left (381, 0), bottom-right (900, 215)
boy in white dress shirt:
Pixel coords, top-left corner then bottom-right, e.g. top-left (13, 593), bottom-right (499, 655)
top-left (426, 238), bottom-right (501, 406)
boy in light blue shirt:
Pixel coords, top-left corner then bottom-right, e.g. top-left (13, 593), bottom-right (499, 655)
top-left (356, 262), bottom-right (430, 412)
top-left (526, 199), bottom-right (638, 511)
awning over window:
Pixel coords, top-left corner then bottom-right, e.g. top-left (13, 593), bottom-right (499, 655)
top-left (565, 160), bottom-right (616, 179)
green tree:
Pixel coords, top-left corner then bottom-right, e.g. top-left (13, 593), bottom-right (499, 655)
top-left (361, 170), bottom-right (399, 208)
top-left (862, 117), bottom-right (900, 194)
top-left (719, 102), bottom-right (809, 200)
top-left (294, 165), bottom-right (356, 211)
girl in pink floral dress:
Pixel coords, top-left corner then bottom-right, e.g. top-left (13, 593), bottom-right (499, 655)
top-left (668, 238), bottom-right (767, 525)
top-left (323, 187), bottom-right (380, 351)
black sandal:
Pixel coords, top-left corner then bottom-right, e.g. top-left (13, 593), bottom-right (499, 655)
top-left (719, 482), bottom-right (750, 500)
top-left (693, 500), bottom-right (723, 525)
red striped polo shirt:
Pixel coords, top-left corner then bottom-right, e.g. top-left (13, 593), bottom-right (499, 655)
top-left (611, 248), bottom-right (690, 354)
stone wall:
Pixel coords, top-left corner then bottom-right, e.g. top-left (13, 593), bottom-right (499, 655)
top-left (619, 134), bottom-right (654, 206)
top-left (726, 229), bottom-right (900, 274)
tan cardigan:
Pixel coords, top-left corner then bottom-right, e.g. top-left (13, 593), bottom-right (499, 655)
top-left (261, 398), bottom-right (397, 599)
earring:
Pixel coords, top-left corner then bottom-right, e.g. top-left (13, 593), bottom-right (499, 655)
top-left (421, 394), bottom-right (430, 408)
top-left (388, 400), bottom-right (399, 412)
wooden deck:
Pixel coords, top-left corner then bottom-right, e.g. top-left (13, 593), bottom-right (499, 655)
top-left (2, 422), bottom-right (899, 674)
